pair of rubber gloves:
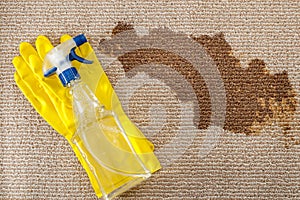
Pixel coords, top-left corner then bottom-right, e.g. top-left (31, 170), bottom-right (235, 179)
top-left (13, 34), bottom-right (160, 198)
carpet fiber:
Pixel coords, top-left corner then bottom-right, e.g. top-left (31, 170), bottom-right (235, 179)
top-left (1, 1), bottom-right (300, 199)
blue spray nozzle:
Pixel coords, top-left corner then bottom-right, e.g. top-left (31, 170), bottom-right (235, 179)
top-left (43, 34), bottom-right (93, 86)
top-left (44, 67), bottom-right (57, 77)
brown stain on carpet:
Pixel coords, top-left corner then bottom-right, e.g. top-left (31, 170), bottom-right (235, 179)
top-left (193, 34), bottom-right (298, 146)
top-left (111, 22), bottom-right (211, 130)
top-left (118, 49), bottom-right (211, 130)
top-left (106, 22), bottom-right (298, 146)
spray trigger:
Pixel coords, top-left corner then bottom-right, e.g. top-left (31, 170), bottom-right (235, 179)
top-left (44, 67), bottom-right (57, 77)
top-left (69, 47), bottom-right (93, 64)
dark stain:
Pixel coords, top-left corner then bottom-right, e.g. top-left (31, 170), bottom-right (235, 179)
top-left (118, 49), bottom-right (211, 130)
top-left (105, 22), bottom-right (298, 146)
top-left (112, 21), bottom-right (134, 36)
top-left (111, 22), bottom-right (211, 130)
top-left (193, 34), bottom-right (297, 144)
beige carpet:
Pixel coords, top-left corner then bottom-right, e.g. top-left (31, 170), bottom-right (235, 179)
top-left (1, 0), bottom-right (300, 199)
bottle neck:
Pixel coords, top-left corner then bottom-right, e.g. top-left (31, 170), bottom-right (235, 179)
top-left (58, 67), bottom-right (80, 87)
top-left (67, 78), bottom-right (81, 88)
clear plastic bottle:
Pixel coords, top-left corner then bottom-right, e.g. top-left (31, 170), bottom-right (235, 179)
top-left (43, 34), bottom-right (151, 199)
top-left (70, 79), bottom-right (150, 199)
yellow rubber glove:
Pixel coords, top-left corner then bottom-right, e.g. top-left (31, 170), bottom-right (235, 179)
top-left (13, 34), bottom-right (161, 198)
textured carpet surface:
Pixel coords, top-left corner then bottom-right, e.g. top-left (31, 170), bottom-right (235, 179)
top-left (1, 1), bottom-right (300, 199)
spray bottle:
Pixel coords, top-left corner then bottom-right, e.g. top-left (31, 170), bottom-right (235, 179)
top-left (43, 34), bottom-right (151, 199)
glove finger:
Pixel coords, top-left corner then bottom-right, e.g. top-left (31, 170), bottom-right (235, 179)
top-left (13, 56), bottom-right (33, 80)
top-left (14, 71), bottom-right (42, 111)
top-left (19, 42), bottom-right (39, 68)
top-left (29, 54), bottom-right (56, 82)
top-left (13, 55), bottom-right (45, 93)
top-left (36, 35), bottom-right (54, 61)
top-left (60, 34), bottom-right (72, 43)
top-left (28, 54), bottom-right (44, 77)
top-left (13, 57), bottom-right (50, 110)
